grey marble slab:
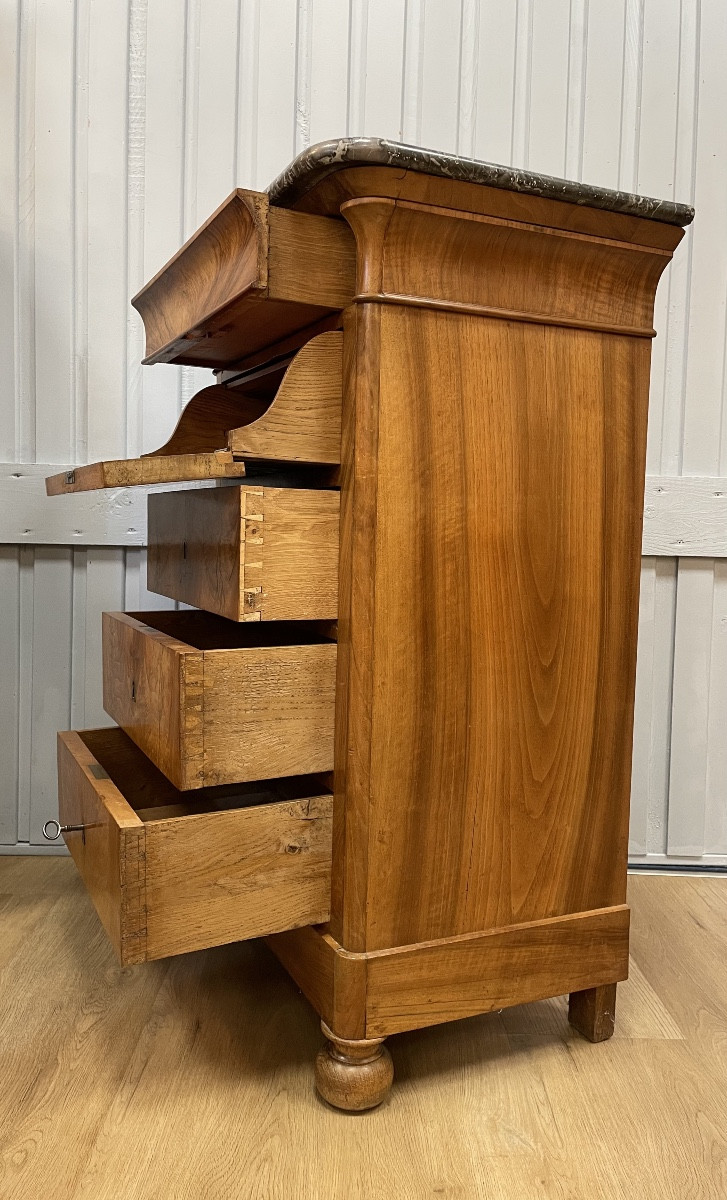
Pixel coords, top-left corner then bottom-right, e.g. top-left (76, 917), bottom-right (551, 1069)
top-left (268, 137), bottom-right (693, 227)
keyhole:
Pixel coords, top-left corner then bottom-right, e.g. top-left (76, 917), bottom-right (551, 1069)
top-left (131, 680), bottom-right (136, 702)
top-left (182, 540), bottom-right (187, 560)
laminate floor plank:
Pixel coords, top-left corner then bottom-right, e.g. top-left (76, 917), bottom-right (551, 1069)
top-left (0, 866), bottom-right (724, 1200)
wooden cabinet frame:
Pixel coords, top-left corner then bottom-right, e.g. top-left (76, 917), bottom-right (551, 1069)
top-left (48, 143), bottom-right (692, 1111)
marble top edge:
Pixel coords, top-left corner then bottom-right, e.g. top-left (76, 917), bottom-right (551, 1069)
top-left (267, 138), bottom-right (694, 228)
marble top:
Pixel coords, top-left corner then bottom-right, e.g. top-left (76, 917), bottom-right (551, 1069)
top-left (268, 138), bottom-right (694, 228)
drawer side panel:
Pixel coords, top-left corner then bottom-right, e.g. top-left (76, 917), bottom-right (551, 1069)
top-left (102, 612), bottom-right (204, 790)
top-left (147, 487), bottom-right (244, 621)
top-left (57, 731), bottom-right (147, 966)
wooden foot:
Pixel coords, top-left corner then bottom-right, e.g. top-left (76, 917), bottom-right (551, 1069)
top-left (568, 982), bottom-right (617, 1042)
top-left (314, 1022), bottom-right (394, 1111)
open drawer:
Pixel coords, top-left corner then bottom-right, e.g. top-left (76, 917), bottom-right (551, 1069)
top-left (45, 330), bottom-right (343, 496)
top-left (131, 188), bottom-right (355, 367)
top-left (58, 727), bottom-right (333, 966)
top-left (102, 610), bottom-right (337, 790)
top-left (147, 484), bottom-right (340, 621)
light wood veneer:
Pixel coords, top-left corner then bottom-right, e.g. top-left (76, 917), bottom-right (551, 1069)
top-left (47, 145), bottom-right (692, 1113)
top-left (102, 611), bottom-right (337, 789)
top-left (57, 727), bottom-right (333, 966)
top-left (148, 484), bottom-right (339, 622)
top-left (131, 190), bottom-right (355, 366)
top-left (45, 330), bottom-right (343, 495)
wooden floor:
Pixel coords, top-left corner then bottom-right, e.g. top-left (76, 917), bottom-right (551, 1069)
top-left (1, 864), bottom-right (725, 1200)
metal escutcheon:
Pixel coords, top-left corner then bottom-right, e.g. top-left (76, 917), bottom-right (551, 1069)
top-left (42, 819), bottom-right (86, 843)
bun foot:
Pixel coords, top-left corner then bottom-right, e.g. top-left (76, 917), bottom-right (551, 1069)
top-left (315, 1022), bottom-right (394, 1111)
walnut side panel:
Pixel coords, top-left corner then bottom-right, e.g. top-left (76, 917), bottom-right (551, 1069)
top-left (360, 309), bottom-right (648, 948)
top-left (331, 195), bottom-right (676, 959)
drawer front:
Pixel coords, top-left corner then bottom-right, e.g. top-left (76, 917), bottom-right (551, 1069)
top-left (102, 611), bottom-right (336, 790)
top-left (147, 485), bottom-right (340, 622)
top-left (131, 191), bottom-right (355, 368)
top-left (58, 727), bottom-right (333, 966)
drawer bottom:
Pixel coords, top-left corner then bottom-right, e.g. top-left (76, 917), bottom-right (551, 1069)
top-left (58, 727), bottom-right (333, 966)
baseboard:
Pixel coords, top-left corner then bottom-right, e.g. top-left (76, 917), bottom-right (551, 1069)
top-left (268, 904), bottom-right (630, 1040)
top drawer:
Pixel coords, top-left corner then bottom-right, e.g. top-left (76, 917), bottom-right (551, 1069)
top-left (131, 190), bottom-right (356, 367)
top-left (147, 485), bottom-right (340, 622)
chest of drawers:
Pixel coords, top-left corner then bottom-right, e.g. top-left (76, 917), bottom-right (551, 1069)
top-left (46, 138), bottom-right (693, 1111)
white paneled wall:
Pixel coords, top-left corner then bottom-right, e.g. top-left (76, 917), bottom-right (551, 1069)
top-left (0, 1), bottom-right (725, 864)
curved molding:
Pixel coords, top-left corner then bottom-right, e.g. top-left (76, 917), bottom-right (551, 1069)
top-left (341, 196), bottom-right (673, 338)
top-left (131, 190), bottom-right (268, 364)
top-left (146, 385), bottom-right (266, 457)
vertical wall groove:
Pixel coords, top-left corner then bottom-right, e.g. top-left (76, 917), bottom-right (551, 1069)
top-left (0, 0), bottom-right (724, 860)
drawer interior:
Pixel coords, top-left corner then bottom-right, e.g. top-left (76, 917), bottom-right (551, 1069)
top-left (79, 726), bottom-right (330, 822)
top-left (60, 727), bottom-right (333, 965)
top-left (134, 608), bottom-right (337, 650)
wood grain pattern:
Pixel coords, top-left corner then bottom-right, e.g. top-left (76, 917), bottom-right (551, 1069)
top-left (267, 925), bottom-right (368, 1041)
top-left (148, 484), bottom-right (339, 621)
top-left (267, 207), bottom-right (356, 307)
top-left (292, 163), bottom-right (685, 252)
top-left (102, 610), bottom-right (204, 790)
top-left (57, 730), bottom-right (146, 965)
top-left (141, 385), bottom-right (267, 456)
top-left (46, 331), bottom-right (342, 496)
top-left (48, 164), bottom-right (689, 1096)
top-left (363, 906), bottom-right (629, 1037)
top-left (56, 727), bottom-right (333, 965)
top-left (45, 383), bottom-right (255, 496)
top-left (131, 189), bottom-right (268, 361)
top-left (269, 904), bottom-right (629, 1039)
top-left (131, 191), bottom-right (354, 367)
top-left (143, 795), bottom-right (332, 959)
top-left (2, 870), bottom-right (726, 1200)
top-left (227, 331), bottom-right (343, 464)
top-left (569, 982), bottom-right (618, 1042)
top-left (342, 196), bottom-right (673, 335)
top-left (45, 451), bottom-right (245, 495)
top-left (330, 193), bottom-right (676, 960)
top-left (102, 610), bottom-right (337, 789)
top-left (315, 1025), bottom-right (394, 1111)
top-left (148, 485), bottom-right (243, 620)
